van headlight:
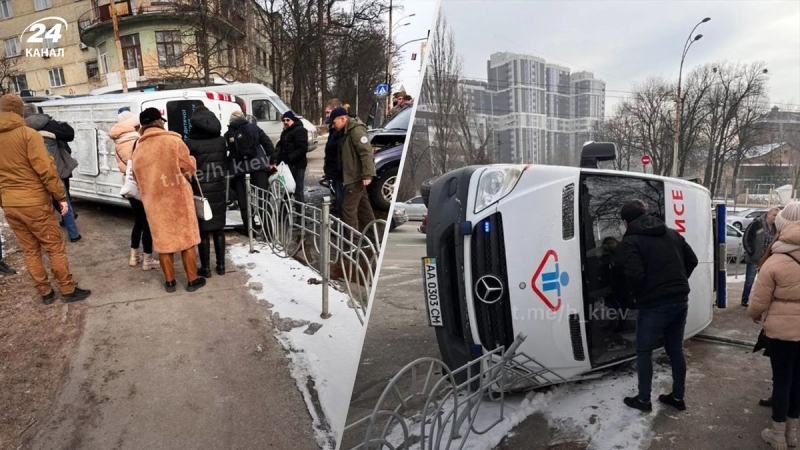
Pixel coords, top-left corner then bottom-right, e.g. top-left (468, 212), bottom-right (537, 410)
top-left (308, 131), bottom-right (313, 142)
top-left (474, 166), bottom-right (526, 213)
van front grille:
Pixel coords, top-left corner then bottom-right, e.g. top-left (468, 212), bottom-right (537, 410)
top-left (470, 214), bottom-right (514, 351)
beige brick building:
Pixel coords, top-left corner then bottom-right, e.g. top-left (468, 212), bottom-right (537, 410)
top-left (0, 0), bottom-right (274, 96)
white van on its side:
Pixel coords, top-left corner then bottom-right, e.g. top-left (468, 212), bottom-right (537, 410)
top-left (37, 90), bottom-right (244, 207)
top-left (189, 83), bottom-right (319, 152)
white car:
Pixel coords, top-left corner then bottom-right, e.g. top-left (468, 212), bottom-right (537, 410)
top-left (726, 224), bottom-right (745, 261)
top-left (402, 196), bottom-right (428, 221)
top-left (726, 209), bottom-right (767, 231)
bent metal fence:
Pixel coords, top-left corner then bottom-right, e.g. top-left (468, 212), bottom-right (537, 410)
top-left (343, 333), bottom-right (566, 450)
top-left (245, 174), bottom-right (386, 324)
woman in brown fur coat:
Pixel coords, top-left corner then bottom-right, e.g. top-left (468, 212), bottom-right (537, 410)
top-left (132, 108), bottom-right (205, 292)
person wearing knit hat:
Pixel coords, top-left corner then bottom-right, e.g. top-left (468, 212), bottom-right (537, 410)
top-left (742, 206), bottom-right (781, 306)
top-left (230, 110), bottom-right (245, 122)
top-left (276, 109), bottom-right (308, 208)
top-left (0, 93), bottom-right (92, 303)
top-left (748, 201), bottom-right (800, 450)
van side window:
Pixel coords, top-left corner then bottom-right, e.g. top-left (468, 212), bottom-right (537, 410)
top-left (580, 175), bottom-right (665, 367)
top-left (253, 100), bottom-right (279, 122)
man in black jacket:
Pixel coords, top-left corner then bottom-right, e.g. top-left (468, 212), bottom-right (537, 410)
top-left (225, 111), bottom-right (275, 236)
top-left (616, 200), bottom-right (698, 413)
top-left (323, 99), bottom-right (345, 217)
top-left (276, 110), bottom-right (308, 204)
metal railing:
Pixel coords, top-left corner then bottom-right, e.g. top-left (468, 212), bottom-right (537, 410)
top-left (343, 333), bottom-right (566, 450)
top-left (245, 175), bottom-right (385, 323)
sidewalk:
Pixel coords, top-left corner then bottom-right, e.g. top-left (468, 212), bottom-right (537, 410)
top-left (23, 204), bottom-right (317, 450)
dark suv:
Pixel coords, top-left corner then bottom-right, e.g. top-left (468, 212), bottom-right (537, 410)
top-left (368, 106), bottom-right (411, 211)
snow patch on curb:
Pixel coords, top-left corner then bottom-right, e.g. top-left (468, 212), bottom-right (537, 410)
top-left (230, 243), bottom-right (363, 449)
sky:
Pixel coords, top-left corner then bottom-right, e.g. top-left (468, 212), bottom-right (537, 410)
top-left (391, 0), bottom-right (440, 99)
top-left (439, 0), bottom-right (800, 114)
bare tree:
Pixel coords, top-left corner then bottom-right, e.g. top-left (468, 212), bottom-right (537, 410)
top-left (595, 102), bottom-right (643, 171)
top-left (625, 78), bottom-right (675, 175)
top-left (423, 13), bottom-right (462, 174)
top-left (454, 85), bottom-right (494, 165)
top-left (0, 56), bottom-right (19, 95)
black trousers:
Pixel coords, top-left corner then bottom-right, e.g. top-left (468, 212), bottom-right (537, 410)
top-left (233, 172), bottom-right (269, 233)
top-left (769, 337), bottom-right (800, 422)
top-left (129, 198), bottom-right (153, 254)
top-left (290, 167), bottom-right (306, 205)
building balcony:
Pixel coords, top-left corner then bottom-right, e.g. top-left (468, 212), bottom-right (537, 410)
top-left (78, 0), bottom-right (246, 47)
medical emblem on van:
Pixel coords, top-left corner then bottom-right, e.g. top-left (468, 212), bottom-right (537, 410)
top-left (20, 17), bottom-right (68, 59)
top-left (531, 250), bottom-right (570, 312)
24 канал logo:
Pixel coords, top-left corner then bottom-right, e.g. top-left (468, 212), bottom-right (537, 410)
top-left (20, 17), bottom-right (68, 58)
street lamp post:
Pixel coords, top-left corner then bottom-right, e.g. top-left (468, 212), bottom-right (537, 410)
top-left (386, 7), bottom-right (416, 115)
top-left (672, 17), bottom-right (710, 177)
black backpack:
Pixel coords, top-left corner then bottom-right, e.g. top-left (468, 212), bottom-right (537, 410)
top-left (233, 124), bottom-right (259, 159)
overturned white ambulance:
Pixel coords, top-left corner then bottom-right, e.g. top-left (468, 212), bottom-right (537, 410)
top-left (422, 143), bottom-right (714, 386)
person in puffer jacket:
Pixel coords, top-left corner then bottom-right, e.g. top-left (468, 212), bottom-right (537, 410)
top-left (110, 110), bottom-right (159, 271)
top-left (749, 202), bottom-right (800, 450)
top-left (185, 106), bottom-right (227, 277)
top-left (24, 110), bottom-right (81, 242)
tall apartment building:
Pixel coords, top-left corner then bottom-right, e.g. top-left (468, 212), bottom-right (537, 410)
top-left (1, 0), bottom-right (273, 96)
top-left (462, 52), bottom-right (606, 165)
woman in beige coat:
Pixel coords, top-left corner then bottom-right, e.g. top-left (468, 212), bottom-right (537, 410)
top-left (132, 108), bottom-right (205, 293)
top-left (110, 110), bottom-right (159, 270)
top-left (749, 202), bottom-right (800, 450)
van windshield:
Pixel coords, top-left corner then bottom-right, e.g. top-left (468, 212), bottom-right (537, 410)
top-left (270, 96), bottom-right (290, 113)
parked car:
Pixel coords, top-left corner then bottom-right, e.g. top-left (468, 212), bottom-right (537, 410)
top-left (390, 207), bottom-right (409, 231)
top-left (368, 106), bottom-right (412, 211)
top-left (726, 224), bottom-right (745, 261)
top-left (726, 209), bottom-right (767, 231)
top-left (418, 213), bottom-right (428, 234)
top-left (402, 196), bottom-right (427, 221)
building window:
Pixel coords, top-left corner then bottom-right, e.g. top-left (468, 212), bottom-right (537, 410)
top-left (0, 0), bottom-right (13, 19)
top-left (98, 42), bottom-right (109, 73)
top-left (120, 33), bottom-right (143, 75)
top-left (86, 60), bottom-right (100, 79)
top-left (4, 37), bottom-right (21, 57)
top-left (34, 0), bottom-right (51, 11)
top-left (48, 68), bottom-right (66, 87)
top-left (43, 37), bottom-right (57, 49)
top-left (155, 30), bottom-right (183, 67)
top-left (12, 75), bottom-right (28, 92)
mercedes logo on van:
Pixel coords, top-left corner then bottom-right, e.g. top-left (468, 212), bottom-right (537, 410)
top-left (475, 275), bottom-right (504, 305)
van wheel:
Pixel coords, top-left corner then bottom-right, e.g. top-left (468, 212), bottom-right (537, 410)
top-left (733, 222), bottom-right (742, 231)
top-left (371, 166), bottom-right (397, 212)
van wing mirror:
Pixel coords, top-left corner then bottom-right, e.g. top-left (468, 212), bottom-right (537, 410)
top-left (580, 141), bottom-right (617, 169)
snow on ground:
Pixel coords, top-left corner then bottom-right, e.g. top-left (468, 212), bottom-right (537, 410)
top-left (229, 243), bottom-right (364, 449)
top-left (384, 365), bottom-right (670, 450)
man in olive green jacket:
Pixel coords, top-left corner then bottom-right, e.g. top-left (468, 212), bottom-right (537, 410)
top-left (328, 106), bottom-right (376, 232)
top-left (0, 94), bottom-right (90, 304)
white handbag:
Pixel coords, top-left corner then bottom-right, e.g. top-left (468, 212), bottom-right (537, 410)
top-left (193, 175), bottom-right (213, 221)
top-left (120, 141), bottom-right (141, 200)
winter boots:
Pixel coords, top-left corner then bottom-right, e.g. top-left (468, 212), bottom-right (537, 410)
top-left (762, 420), bottom-right (788, 450)
top-left (129, 248), bottom-right (141, 267)
top-left (142, 254), bottom-right (160, 271)
top-left (199, 232), bottom-right (226, 277)
top-left (213, 232), bottom-right (226, 275)
top-left (788, 418), bottom-right (799, 448)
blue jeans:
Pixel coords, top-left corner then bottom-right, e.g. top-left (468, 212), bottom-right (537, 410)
top-left (742, 263), bottom-right (757, 305)
top-left (62, 193), bottom-right (79, 240)
top-left (636, 302), bottom-right (689, 403)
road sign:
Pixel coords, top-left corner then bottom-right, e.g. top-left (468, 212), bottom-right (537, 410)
top-left (641, 154), bottom-right (651, 165)
top-left (375, 84), bottom-right (389, 97)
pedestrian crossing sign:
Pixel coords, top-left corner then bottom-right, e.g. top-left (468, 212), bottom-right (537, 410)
top-left (375, 84), bottom-right (389, 96)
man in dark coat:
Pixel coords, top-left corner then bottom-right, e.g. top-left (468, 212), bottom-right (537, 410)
top-left (276, 110), bottom-right (308, 204)
top-left (225, 111), bottom-right (275, 236)
top-left (186, 106), bottom-right (228, 277)
top-left (616, 200), bottom-right (698, 413)
top-left (323, 99), bottom-right (345, 217)
top-left (741, 207), bottom-right (780, 306)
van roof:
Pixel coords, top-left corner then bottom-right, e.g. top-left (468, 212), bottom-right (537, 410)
top-left (186, 83), bottom-right (279, 97)
top-left (37, 90), bottom-right (216, 107)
